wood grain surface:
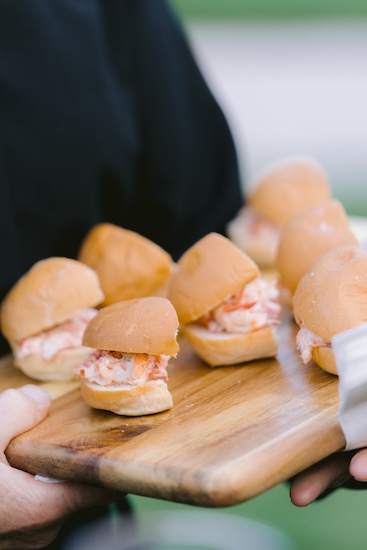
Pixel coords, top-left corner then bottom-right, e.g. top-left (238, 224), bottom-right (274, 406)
top-left (2, 309), bottom-right (345, 507)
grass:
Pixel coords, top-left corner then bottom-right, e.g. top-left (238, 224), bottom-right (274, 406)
top-left (130, 482), bottom-right (367, 549)
top-left (169, 0), bottom-right (367, 20)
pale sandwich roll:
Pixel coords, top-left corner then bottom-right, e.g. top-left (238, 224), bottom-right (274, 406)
top-left (0, 257), bottom-right (104, 381)
top-left (78, 222), bottom-right (174, 306)
top-left (168, 232), bottom-right (281, 367)
top-left (75, 296), bottom-right (179, 416)
top-left (276, 199), bottom-right (358, 304)
top-left (293, 245), bottom-right (367, 375)
top-left (227, 155), bottom-right (331, 268)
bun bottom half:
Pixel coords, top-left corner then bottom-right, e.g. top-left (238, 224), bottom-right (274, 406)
top-left (12, 344), bottom-right (92, 382)
top-left (79, 379), bottom-right (173, 416)
top-left (312, 346), bottom-right (337, 375)
top-left (182, 324), bottom-right (278, 367)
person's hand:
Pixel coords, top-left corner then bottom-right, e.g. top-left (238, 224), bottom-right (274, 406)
top-left (0, 385), bottom-right (120, 549)
top-left (290, 449), bottom-right (367, 507)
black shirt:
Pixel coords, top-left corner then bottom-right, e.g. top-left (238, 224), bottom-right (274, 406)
top-left (0, 0), bottom-right (243, 352)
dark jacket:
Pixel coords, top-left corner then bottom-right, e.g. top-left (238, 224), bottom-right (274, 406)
top-left (0, 0), bottom-right (243, 354)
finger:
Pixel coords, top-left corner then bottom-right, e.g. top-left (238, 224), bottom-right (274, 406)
top-left (350, 449), bottom-right (367, 481)
top-left (0, 385), bottom-right (51, 451)
top-left (56, 481), bottom-right (123, 513)
top-left (0, 464), bottom-right (121, 545)
top-left (290, 453), bottom-right (352, 507)
top-left (8, 467), bottom-right (121, 523)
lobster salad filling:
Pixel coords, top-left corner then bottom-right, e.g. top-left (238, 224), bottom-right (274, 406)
top-left (17, 307), bottom-right (97, 360)
top-left (296, 324), bottom-right (329, 364)
top-left (199, 277), bottom-right (281, 334)
top-left (75, 350), bottom-right (170, 387)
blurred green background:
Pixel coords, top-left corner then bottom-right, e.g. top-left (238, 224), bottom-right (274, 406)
top-left (130, 481), bottom-right (367, 549)
top-left (170, 0), bottom-right (367, 20)
top-left (130, 3), bottom-right (367, 549)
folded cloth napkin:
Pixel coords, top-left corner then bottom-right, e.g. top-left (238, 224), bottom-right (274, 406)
top-left (333, 322), bottom-right (367, 450)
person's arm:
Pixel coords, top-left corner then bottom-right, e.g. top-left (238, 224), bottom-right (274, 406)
top-left (290, 449), bottom-right (367, 507)
top-left (0, 385), bottom-right (120, 549)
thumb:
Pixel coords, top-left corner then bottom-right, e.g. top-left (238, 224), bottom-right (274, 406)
top-left (0, 385), bottom-right (51, 452)
top-left (350, 449), bottom-right (367, 481)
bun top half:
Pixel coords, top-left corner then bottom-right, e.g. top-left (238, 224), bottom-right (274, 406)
top-left (249, 156), bottom-right (331, 226)
top-left (168, 232), bottom-right (260, 324)
top-left (277, 199), bottom-right (358, 294)
top-left (78, 223), bottom-right (173, 306)
top-left (293, 245), bottom-right (367, 341)
top-left (83, 296), bottom-right (179, 356)
top-left (1, 257), bottom-right (104, 342)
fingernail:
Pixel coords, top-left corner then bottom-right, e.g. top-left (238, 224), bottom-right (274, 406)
top-left (19, 385), bottom-right (51, 406)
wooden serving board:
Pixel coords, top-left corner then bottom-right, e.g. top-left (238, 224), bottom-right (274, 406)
top-left (2, 310), bottom-right (345, 508)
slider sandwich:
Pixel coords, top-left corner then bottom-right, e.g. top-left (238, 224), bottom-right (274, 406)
top-left (168, 232), bottom-right (281, 367)
top-left (78, 223), bottom-right (174, 306)
top-left (227, 156), bottom-right (331, 268)
top-left (0, 257), bottom-right (104, 381)
top-left (75, 297), bottom-right (179, 416)
top-left (293, 245), bottom-right (367, 375)
top-left (276, 199), bottom-right (358, 305)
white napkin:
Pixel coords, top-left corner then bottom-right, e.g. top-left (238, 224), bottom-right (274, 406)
top-left (333, 322), bottom-right (367, 450)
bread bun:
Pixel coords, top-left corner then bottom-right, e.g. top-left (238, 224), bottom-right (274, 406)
top-left (249, 155), bottom-right (331, 227)
top-left (79, 379), bottom-right (173, 416)
top-left (226, 156), bottom-right (331, 268)
top-left (293, 245), bottom-right (367, 342)
top-left (83, 297), bottom-right (179, 357)
top-left (13, 345), bottom-right (93, 382)
top-left (77, 223), bottom-right (174, 306)
top-left (277, 199), bottom-right (358, 295)
top-left (311, 346), bottom-right (337, 375)
top-left (168, 233), bottom-right (259, 324)
top-left (1, 257), bottom-right (104, 342)
top-left (79, 297), bottom-right (179, 416)
top-left (182, 324), bottom-right (278, 367)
